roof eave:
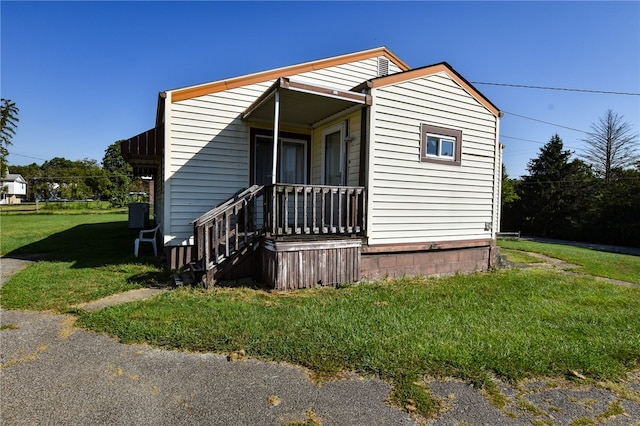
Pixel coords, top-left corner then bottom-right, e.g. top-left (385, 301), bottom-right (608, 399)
top-left (369, 62), bottom-right (501, 118)
top-left (170, 47), bottom-right (409, 103)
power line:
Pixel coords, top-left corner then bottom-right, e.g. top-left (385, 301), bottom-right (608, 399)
top-left (501, 135), bottom-right (582, 149)
top-left (9, 152), bottom-right (48, 162)
top-left (503, 111), bottom-right (592, 134)
top-left (514, 176), bottom-right (640, 185)
top-left (472, 82), bottom-right (640, 96)
top-left (502, 135), bottom-right (549, 145)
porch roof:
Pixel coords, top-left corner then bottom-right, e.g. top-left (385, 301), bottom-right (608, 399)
top-left (242, 77), bottom-right (372, 128)
top-left (120, 127), bottom-right (163, 176)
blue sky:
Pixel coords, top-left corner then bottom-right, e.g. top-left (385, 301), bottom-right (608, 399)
top-left (2, 1), bottom-right (639, 178)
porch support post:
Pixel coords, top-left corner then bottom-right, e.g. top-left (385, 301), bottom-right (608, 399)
top-left (271, 89), bottom-right (280, 185)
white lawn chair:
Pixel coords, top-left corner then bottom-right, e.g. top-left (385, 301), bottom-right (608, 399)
top-left (134, 224), bottom-right (160, 257)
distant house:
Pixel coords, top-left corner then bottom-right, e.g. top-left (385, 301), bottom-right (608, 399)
top-left (122, 47), bottom-right (503, 289)
top-left (0, 171), bottom-right (27, 204)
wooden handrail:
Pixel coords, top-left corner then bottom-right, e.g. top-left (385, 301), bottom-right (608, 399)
top-left (193, 185), bottom-right (265, 270)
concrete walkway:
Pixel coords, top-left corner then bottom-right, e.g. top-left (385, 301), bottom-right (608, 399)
top-left (73, 288), bottom-right (169, 312)
top-left (2, 255), bottom-right (640, 425)
top-left (0, 255), bottom-right (42, 287)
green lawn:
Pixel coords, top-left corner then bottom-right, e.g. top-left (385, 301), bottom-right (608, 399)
top-left (1, 212), bottom-right (127, 255)
top-left (498, 239), bottom-right (640, 283)
top-left (0, 213), bottom-right (167, 310)
top-left (2, 214), bottom-right (639, 418)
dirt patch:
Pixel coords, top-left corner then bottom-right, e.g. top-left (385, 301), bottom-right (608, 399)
top-left (507, 251), bottom-right (580, 271)
top-left (73, 288), bottom-right (168, 312)
top-left (506, 251), bottom-right (640, 289)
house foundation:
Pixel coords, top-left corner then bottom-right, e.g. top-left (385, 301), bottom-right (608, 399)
top-left (360, 239), bottom-right (497, 281)
top-left (167, 238), bottom-right (498, 289)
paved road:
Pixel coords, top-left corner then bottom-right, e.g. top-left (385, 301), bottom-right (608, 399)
top-left (1, 309), bottom-right (415, 426)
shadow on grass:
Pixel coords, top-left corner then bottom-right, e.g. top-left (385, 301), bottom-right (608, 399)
top-left (127, 270), bottom-right (173, 288)
top-left (4, 221), bottom-right (158, 269)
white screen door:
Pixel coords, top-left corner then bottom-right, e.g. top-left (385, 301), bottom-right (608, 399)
top-left (323, 124), bottom-right (345, 186)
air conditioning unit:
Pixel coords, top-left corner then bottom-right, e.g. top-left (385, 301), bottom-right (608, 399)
top-left (128, 202), bottom-right (149, 229)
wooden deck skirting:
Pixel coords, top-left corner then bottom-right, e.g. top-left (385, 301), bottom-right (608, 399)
top-left (260, 238), bottom-right (361, 290)
top-left (167, 245), bottom-right (194, 270)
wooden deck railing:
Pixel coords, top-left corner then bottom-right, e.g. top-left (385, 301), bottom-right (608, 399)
top-left (193, 185), bottom-right (264, 270)
top-left (193, 184), bottom-right (365, 276)
top-left (264, 184), bottom-right (365, 237)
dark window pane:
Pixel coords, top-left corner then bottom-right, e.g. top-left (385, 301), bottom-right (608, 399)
top-left (426, 137), bottom-right (438, 156)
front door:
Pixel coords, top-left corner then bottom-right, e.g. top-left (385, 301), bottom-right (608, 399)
top-left (322, 123), bottom-right (346, 186)
top-left (322, 123), bottom-right (348, 229)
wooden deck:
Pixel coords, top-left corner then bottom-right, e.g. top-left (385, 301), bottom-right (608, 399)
top-left (192, 184), bottom-right (365, 287)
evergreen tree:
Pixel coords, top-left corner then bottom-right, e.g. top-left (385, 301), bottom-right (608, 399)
top-left (517, 134), bottom-right (595, 238)
top-left (594, 167), bottom-right (640, 246)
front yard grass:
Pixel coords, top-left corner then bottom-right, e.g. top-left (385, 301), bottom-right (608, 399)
top-left (2, 214), bottom-right (639, 418)
top-left (498, 239), bottom-right (640, 283)
top-left (76, 268), bottom-right (640, 418)
top-left (0, 213), bottom-right (167, 310)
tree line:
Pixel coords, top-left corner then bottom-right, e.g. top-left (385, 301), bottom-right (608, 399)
top-left (502, 110), bottom-right (640, 247)
top-left (9, 141), bottom-right (144, 207)
top-left (2, 99), bottom-right (142, 207)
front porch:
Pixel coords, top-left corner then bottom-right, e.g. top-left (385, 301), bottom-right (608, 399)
top-left (192, 183), bottom-right (365, 289)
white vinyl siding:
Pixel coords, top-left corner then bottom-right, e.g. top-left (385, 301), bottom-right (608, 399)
top-left (367, 71), bottom-right (499, 245)
top-left (293, 57), bottom-right (404, 90)
top-left (163, 57), bottom-right (387, 244)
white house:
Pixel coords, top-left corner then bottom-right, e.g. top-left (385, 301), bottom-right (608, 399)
top-left (122, 47), bottom-right (503, 289)
top-left (1, 171), bottom-right (27, 204)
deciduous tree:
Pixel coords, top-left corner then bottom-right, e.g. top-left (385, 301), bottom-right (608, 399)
top-left (0, 98), bottom-right (19, 177)
top-left (581, 110), bottom-right (639, 184)
top-left (102, 141), bottom-right (132, 207)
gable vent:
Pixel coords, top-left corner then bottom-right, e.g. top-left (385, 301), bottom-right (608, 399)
top-left (377, 57), bottom-right (389, 77)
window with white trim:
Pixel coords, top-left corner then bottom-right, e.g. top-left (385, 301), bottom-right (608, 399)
top-left (420, 124), bottom-right (462, 165)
